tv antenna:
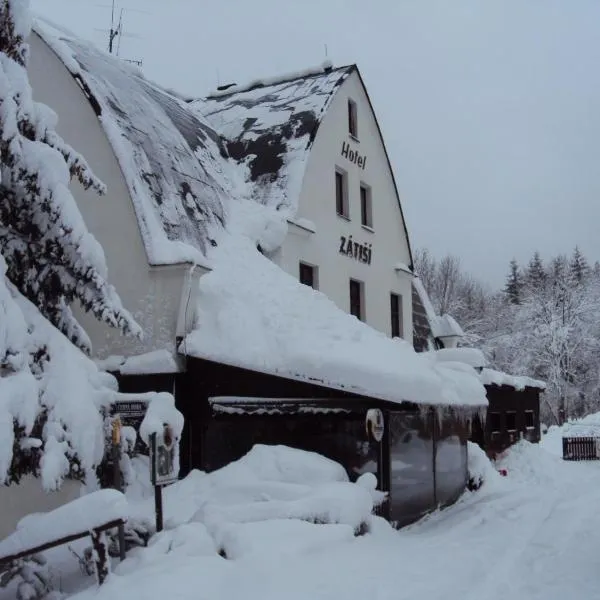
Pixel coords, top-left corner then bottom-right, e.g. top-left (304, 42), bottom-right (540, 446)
top-left (94, 0), bottom-right (147, 66)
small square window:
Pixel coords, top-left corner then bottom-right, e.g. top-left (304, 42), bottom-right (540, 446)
top-left (335, 169), bottom-right (349, 218)
top-left (299, 262), bottom-right (318, 289)
top-left (525, 410), bottom-right (535, 429)
top-left (488, 412), bottom-right (501, 433)
top-left (349, 279), bottom-right (365, 321)
top-left (390, 293), bottom-right (403, 338)
top-left (348, 99), bottom-right (358, 138)
top-left (505, 411), bottom-right (517, 432)
top-left (360, 183), bottom-right (372, 228)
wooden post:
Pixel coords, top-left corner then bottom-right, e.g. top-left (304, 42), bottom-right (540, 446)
top-left (112, 417), bottom-right (126, 562)
top-left (91, 529), bottom-right (110, 585)
top-left (150, 432), bottom-right (164, 532)
top-left (155, 484), bottom-right (164, 532)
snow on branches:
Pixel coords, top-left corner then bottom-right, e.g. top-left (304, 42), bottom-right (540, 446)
top-left (0, 0), bottom-right (140, 354)
top-left (0, 0), bottom-right (138, 488)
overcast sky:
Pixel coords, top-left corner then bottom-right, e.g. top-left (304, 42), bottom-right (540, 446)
top-left (31, 0), bottom-right (600, 288)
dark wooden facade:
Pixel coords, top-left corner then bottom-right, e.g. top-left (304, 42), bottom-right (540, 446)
top-left (471, 383), bottom-right (542, 458)
top-left (116, 357), bottom-right (476, 528)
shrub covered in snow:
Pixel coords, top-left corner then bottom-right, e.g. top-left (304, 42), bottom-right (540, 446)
top-left (467, 441), bottom-right (501, 491)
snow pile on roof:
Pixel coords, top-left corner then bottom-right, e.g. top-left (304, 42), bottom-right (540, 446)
top-left (411, 278), bottom-right (465, 341)
top-left (434, 347), bottom-right (486, 369)
top-left (206, 61), bottom-right (336, 98)
top-left (481, 368), bottom-right (546, 391)
top-left (95, 349), bottom-right (180, 375)
top-left (0, 489), bottom-right (127, 559)
top-left (194, 65), bottom-right (352, 211)
top-left (34, 19), bottom-right (237, 267)
top-left (433, 314), bottom-right (465, 340)
top-left (181, 200), bottom-right (486, 408)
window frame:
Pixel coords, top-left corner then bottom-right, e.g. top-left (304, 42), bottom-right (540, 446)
top-left (349, 279), bottom-right (365, 321)
top-left (335, 168), bottom-right (349, 219)
top-left (524, 410), bottom-right (535, 429)
top-left (348, 99), bottom-right (358, 139)
top-left (360, 182), bottom-right (373, 228)
top-left (488, 412), bottom-right (502, 433)
top-left (299, 262), bottom-right (318, 290)
top-left (505, 411), bottom-right (517, 432)
top-left (390, 292), bottom-right (403, 338)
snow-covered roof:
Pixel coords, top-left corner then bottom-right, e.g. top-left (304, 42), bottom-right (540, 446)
top-left (34, 19), bottom-right (236, 266)
top-left (181, 201), bottom-right (487, 409)
top-left (481, 368), bottom-right (546, 391)
top-left (433, 314), bottom-right (465, 340)
top-left (435, 347), bottom-right (486, 369)
top-left (191, 64), bottom-right (353, 211)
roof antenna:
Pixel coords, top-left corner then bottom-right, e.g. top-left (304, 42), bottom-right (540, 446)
top-left (322, 43), bottom-right (333, 71)
top-left (95, 1), bottom-right (146, 66)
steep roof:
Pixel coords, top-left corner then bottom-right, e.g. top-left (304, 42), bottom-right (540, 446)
top-left (34, 19), bottom-right (235, 266)
top-left (190, 64), bottom-right (353, 211)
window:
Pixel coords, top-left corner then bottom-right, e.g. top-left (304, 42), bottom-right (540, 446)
top-left (505, 411), bottom-right (517, 432)
top-left (488, 412), bottom-right (501, 433)
top-left (525, 410), bottom-right (535, 429)
top-left (360, 183), bottom-right (372, 228)
top-left (335, 169), bottom-right (349, 218)
top-left (299, 262), bottom-right (318, 289)
top-left (349, 279), bottom-right (364, 321)
top-left (390, 293), bottom-right (403, 338)
top-left (348, 99), bottom-right (358, 138)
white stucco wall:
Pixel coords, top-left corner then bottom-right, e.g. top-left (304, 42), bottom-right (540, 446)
top-left (0, 477), bottom-right (82, 540)
top-left (279, 71), bottom-right (414, 341)
top-left (27, 33), bottom-right (195, 359)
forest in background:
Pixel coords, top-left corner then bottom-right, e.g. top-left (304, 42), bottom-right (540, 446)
top-left (415, 247), bottom-right (600, 425)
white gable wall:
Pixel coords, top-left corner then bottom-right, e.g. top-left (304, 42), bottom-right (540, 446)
top-left (28, 33), bottom-right (193, 360)
top-left (278, 70), bottom-right (414, 342)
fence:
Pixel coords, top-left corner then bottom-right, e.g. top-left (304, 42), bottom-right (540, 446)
top-left (562, 437), bottom-right (600, 461)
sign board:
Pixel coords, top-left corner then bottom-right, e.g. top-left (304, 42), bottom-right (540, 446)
top-left (366, 408), bottom-right (385, 442)
top-left (149, 427), bottom-right (178, 487)
top-left (111, 399), bottom-right (147, 430)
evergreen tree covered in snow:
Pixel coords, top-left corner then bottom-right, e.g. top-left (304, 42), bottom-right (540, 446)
top-left (569, 246), bottom-right (589, 284)
top-left (0, 0), bottom-right (139, 353)
top-left (523, 251), bottom-right (546, 293)
top-left (417, 246), bottom-right (600, 424)
top-left (504, 259), bottom-right (522, 305)
top-left (0, 0), bottom-right (139, 489)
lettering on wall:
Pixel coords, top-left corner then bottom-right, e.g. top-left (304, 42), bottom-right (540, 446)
top-left (339, 235), bottom-right (372, 265)
top-left (341, 141), bottom-right (367, 170)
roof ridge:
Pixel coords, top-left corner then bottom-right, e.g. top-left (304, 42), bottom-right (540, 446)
top-left (205, 61), bottom-right (354, 100)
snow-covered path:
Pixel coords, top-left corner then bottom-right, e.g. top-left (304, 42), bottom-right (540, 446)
top-left (3, 442), bottom-right (598, 600)
top-left (61, 443), bottom-right (600, 600)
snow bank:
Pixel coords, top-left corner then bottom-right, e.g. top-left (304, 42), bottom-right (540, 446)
top-left (560, 412), bottom-right (600, 438)
top-left (183, 201), bottom-right (487, 409)
top-left (481, 368), bottom-right (546, 391)
top-left (0, 489), bottom-right (127, 558)
top-left (217, 519), bottom-right (355, 560)
top-left (496, 440), bottom-right (566, 486)
top-left (126, 445), bottom-right (382, 549)
top-left (467, 441), bottom-right (502, 491)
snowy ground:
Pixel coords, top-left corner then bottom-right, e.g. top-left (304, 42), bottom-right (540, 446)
top-left (2, 438), bottom-right (600, 600)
